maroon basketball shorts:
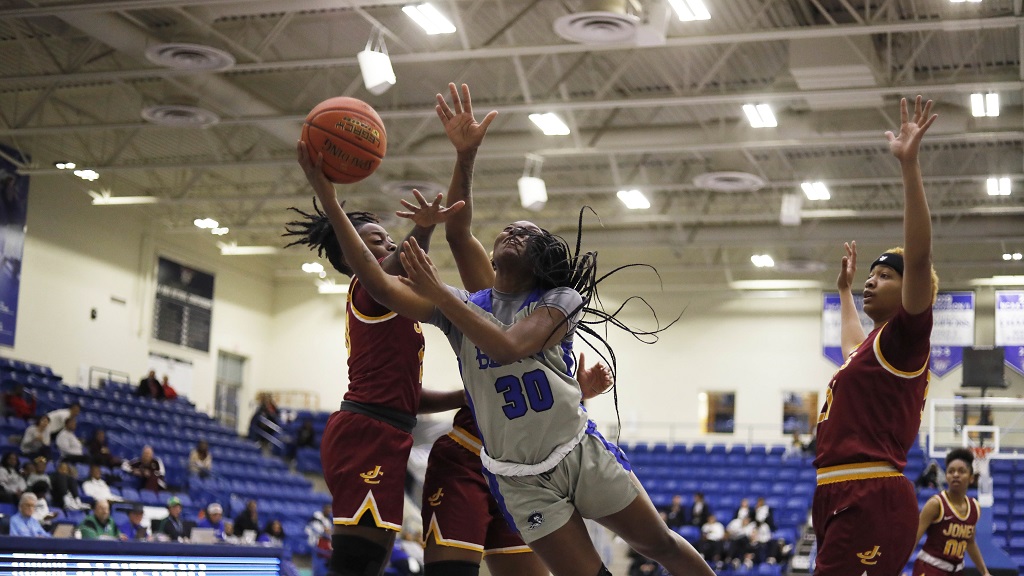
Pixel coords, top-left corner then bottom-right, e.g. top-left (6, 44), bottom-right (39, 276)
top-left (812, 472), bottom-right (918, 576)
top-left (321, 411), bottom-right (412, 531)
top-left (421, 429), bottom-right (529, 555)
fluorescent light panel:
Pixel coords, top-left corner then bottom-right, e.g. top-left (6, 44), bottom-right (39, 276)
top-left (517, 176), bottom-right (548, 211)
top-left (528, 113), bottom-right (570, 136)
top-left (318, 281), bottom-right (351, 294)
top-left (616, 189), bottom-right (650, 210)
top-left (194, 218), bottom-right (219, 229)
top-left (742, 104), bottom-right (777, 128)
top-left (971, 92), bottom-right (999, 117)
top-left (729, 280), bottom-right (822, 290)
top-left (1002, 253), bottom-right (1023, 261)
top-left (403, 3), bottom-right (456, 35)
top-left (750, 254), bottom-right (775, 268)
top-left (218, 243), bottom-right (278, 256)
top-left (89, 195), bottom-right (160, 205)
top-left (801, 181), bottom-right (830, 201)
top-left (969, 276), bottom-right (1024, 287)
top-left (73, 169), bottom-right (99, 181)
top-left (54, 162), bottom-right (76, 170)
top-left (987, 177), bottom-right (1011, 196)
top-left (667, 0), bottom-right (711, 21)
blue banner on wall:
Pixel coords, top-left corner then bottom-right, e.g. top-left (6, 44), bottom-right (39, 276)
top-left (995, 290), bottom-right (1024, 376)
top-left (822, 291), bottom-right (975, 376)
top-left (0, 146), bottom-right (29, 348)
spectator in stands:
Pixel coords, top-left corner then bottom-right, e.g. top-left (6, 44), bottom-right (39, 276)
top-left (222, 519), bottom-right (238, 543)
top-left (690, 491), bottom-right (712, 527)
top-left (50, 460), bottom-right (87, 511)
top-left (305, 506), bottom-right (331, 551)
top-left (750, 520), bottom-right (784, 565)
top-left (9, 492), bottom-right (50, 537)
top-left (725, 515), bottom-right (756, 567)
top-left (26, 456), bottom-right (51, 492)
top-left (3, 384), bottom-right (36, 421)
top-left (78, 499), bottom-right (124, 540)
top-left (915, 461), bottom-right (942, 490)
top-left (137, 370), bottom-right (164, 399)
top-left (257, 519), bottom-right (284, 546)
top-left (754, 496), bottom-right (775, 531)
top-left (19, 415), bottom-right (52, 460)
top-left (0, 451), bottom-right (25, 503)
top-left (197, 502), bottom-right (226, 539)
top-left (783, 431), bottom-right (806, 460)
top-left (734, 498), bottom-right (752, 521)
top-left (627, 548), bottom-right (660, 576)
top-left (157, 496), bottom-right (186, 541)
top-left (118, 503), bottom-right (149, 540)
top-left (81, 464), bottom-right (121, 503)
top-left (29, 481), bottom-right (55, 524)
top-left (661, 494), bottom-right (687, 529)
top-left (698, 513), bottom-right (726, 566)
top-left (121, 445), bottom-right (166, 493)
top-left (187, 440), bottom-right (212, 478)
top-left (289, 419), bottom-right (316, 461)
top-left (55, 417), bottom-right (88, 463)
top-left (233, 499), bottom-right (260, 537)
top-left (248, 393), bottom-right (280, 446)
top-left (45, 402), bottom-right (81, 435)
top-left (86, 429), bottom-right (121, 468)
top-left (161, 375), bottom-right (178, 400)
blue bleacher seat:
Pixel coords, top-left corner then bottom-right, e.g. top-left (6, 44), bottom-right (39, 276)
top-left (120, 487), bottom-right (140, 502)
top-left (675, 525), bottom-right (700, 544)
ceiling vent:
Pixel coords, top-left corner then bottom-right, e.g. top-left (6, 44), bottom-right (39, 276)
top-left (693, 171), bottom-right (766, 193)
top-left (141, 104), bottom-right (220, 127)
top-left (554, 0), bottom-right (639, 44)
top-left (145, 42), bottom-right (236, 71)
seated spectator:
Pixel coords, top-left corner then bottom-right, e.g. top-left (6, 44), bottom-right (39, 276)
top-left (55, 417), bottom-right (88, 463)
top-left (222, 520), bottom-right (238, 543)
top-left (137, 370), bottom-right (163, 399)
top-left (734, 497), bottom-right (752, 522)
top-left (754, 496), bottom-right (775, 531)
top-left (50, 460), bottom-right (88, 511)
top-left (305, 505), bottom-right (331, 550)
top-left (20, 415), bottom-right (52, 460)
top-left (916, 461), bottom-right (942, 490)
top-left (0, 451), bottom-right (26, 504)
top-left (9, 493), bottom-right (50, 537)
top-left (81, 464), bottom-right (119, 503)
top-left (660, 494), bottom-right (687, 529)
top-left (197, 502), bottom-right (226, 540)
top-left (725, 515), bottom-right (756, 566)
top-left (157, 496), bottom-right (186, 541)
top-left (257, 519), bottom-right (284, 546)
top-left (45, 403), bottom-right (81, 435)
top-left (690, 491), bottom-right (711, 527)
top-left (118, 503), bottom-right (149, 540)
top-left (783, 431), bottom-right (806, 460)
top-left (121, 445), bottom-right (166, 493)
top-left (26, 456), bottom-right (51, 492)
top-left (699, 513), bottom-right (726, 566)
top-left (233, 499), bottom-right (259, 537)
top-left (3, 384), bottom-right (36, 421)
top-left (78, 499), bottom-right (123, 540)
top-left (29, 481), bottom-right (56, 527)
top-left (248, 393), bottom-right (280, 446)
top-left (161, 376), bottom-right (178, 400)
top-left (289, 419), bottom-right (316, 460)
top-left (188, 440), bottom-right (212, 478)
top-left (87, 429), bottom-right (122, 468)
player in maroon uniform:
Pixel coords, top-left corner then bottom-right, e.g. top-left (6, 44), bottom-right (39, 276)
top-left (812, 95), bottom-right (939, 576)
top-left (285, 183), bottom-right (465, 575)
top-left (913, 448), bottom-right (991, 576)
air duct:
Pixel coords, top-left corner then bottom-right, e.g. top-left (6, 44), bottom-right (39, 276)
top-left (554, 0), bottom-right (640, 44)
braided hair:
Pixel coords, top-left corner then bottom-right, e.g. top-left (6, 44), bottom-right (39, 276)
top-left (282, 198), bottom-right (378, 276)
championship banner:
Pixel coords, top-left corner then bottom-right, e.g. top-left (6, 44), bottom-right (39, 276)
top-left (822, 291), bottom-right (975, 376)
top-left (995, 290), bottom-right (1024, 376)
top-left (0, 145), bottom-right (30, 348)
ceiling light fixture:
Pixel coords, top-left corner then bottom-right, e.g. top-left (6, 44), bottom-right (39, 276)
top-left (217, 242), bottom-right (278, 256)
top-left (970, 92), bottom-right (999, 117)
top-left (616, 189), bottom-right (650, 210)
top-left (317, 280), bottom-right (351, 294)
top-left (801, 181), bottom-right (830, 201)
top-left (949, 0), bottom-right (983, 4)
top-left (302, 262), bottom-right (325, 274)
top-left (667, 0), bottom-right (711, 21)
top-left (1003, 252), bottom-right (1023, 261)
top-left (528, 113), bottom-right (571, 136)
top-left (518, 154), bottom-right (547, 211)
top-left (403, 3), bottom-right (456, 35)
top-left (88, 191), bottom-right (161, 205)
top-left (211, 227), bottom-right (229, 236)
top-left (742, 104), bottom-right (777, 128)
top-left (55, 162), bottom-right (76, 170)
top-left (73, 169), bottom-right (99, 182)
top-left (987, 177), bottom-right (1011, 196)
top-left (729, 280), bottom-right (822, 290)
top-left (194, 218), bottom-right (219, 229)
top-left (969, 276), bottom-right (1024, 287)
top-left (750, 254), bottom-right (775, 268)
top-left (358, 29), bottom-right (396, 95)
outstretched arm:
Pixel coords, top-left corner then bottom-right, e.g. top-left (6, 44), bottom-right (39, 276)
top-left (837, 241), bottom-right (866, 358)
top-left (886, 96), bottom-right (938, 315)
top-left (297, 142), bottom-right (437, 322)
top-left (418, 389), bottom-right (465, 414)
top-left (386, 189), bottom-right (458, 276)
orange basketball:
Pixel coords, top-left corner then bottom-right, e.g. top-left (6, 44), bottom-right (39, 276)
top-left (301, 97), bottom-right (387, 184)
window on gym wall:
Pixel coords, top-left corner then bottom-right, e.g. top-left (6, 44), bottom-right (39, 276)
top-left (782, 391), bottom-right (819, 434)
top-left (698, 391), bottom-right (735, 434)
top-left (215, 351), bottom-right (245, 430)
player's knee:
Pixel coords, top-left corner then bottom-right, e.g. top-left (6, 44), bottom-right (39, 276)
top-left (329, 534), bottom-right (388, 576)
top-left (424, 560), bottom-right (480, 576)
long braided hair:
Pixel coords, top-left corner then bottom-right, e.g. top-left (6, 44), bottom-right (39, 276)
top-left (521, 207), bottom-right (679, 435)
top-left (282, 198), bottom-right (379, 276)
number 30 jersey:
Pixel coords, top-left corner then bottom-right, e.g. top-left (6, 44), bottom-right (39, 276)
top-left (428, 286), bottom-right (588, 468)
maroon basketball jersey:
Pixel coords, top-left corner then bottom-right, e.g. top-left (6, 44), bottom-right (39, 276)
top-left (814, 305), bottom-right (932, 471)
top-left (452, 405), bottom-right (478, 438)
top-left (920, 491), bottom-right (980, 566)
top-left (344, 277), bottom-right (424, 415)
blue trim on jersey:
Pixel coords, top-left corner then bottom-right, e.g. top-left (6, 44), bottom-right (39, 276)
top-left (585, 420), bottom-right (632, 472)
top-left (482, 467), bottom-right (521, 536)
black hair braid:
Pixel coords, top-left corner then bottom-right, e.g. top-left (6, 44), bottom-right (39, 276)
top-left (282, 198), bottom-right (379, 276)
top-left (524, 207), bottom-right (681, 439)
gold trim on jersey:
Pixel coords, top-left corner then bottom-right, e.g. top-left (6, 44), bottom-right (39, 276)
top-left (939, 490), bottom-right (975, 522)
top-left (423, 512), bottom-right (485, 552)
top-left (872, 323), bottom-right (929, 379)
top-left (448, 426), bottom-right (483, 456)
top-left (348, 278), bottom-right (398, 324)
top-left (332, 491), bottom-right (401, 531)
top-left (482, 545), bottom-right (534, 556)
top-left (816, 461), bottom-right (903, 485)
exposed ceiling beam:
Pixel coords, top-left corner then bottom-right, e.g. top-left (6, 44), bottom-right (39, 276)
top-left (0, 0), bottom-right (412, 19)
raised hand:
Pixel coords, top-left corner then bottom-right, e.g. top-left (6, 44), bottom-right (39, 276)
top-left (577, 351), bottom-right (613, 400)
top-left (395, 189), bottom-right (465, 227)
top-left (885, 95), bottom-right (937, 164)
top-left (837, 241), bottom-right (857, 292)
top-left (296, 141), bottom-right (340, 207)
top-left (399, 237), bottom-right (449, 302)
top-left (436, 82), bottom-right (498, 153)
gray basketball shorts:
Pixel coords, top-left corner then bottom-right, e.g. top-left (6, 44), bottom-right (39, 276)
top-left (486, 430), bottom-right (639, 544)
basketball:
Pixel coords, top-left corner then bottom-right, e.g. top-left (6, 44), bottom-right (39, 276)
top-left (301, 97), bottom-right (387, 184)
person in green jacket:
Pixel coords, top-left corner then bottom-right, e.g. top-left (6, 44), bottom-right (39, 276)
top-left (77, 499), bottom-right (125, 540)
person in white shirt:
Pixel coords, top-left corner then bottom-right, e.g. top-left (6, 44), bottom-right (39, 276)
top-left (55, 418), bottom-right (87, 463)
top-left (20, 415), bottom-right (52, 460)
top-left (754, 497), bottom-right (775, 530)
top-left (81, 464), bottom-right (122, 503)
top-left (725, 516), bottom-right (757, 566)
top-left (45, 403), bottom-right (80, 435)
top-left (699, 514), bottom-right (726, 566)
